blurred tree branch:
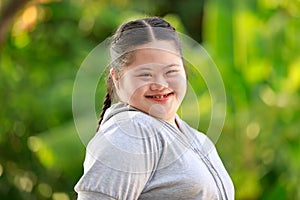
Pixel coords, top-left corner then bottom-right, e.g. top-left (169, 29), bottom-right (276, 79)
top-left (0, 0), bottom-right (30, 51)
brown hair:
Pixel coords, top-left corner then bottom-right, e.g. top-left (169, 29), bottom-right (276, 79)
top-left (97, 16), bottom-right (182, 130)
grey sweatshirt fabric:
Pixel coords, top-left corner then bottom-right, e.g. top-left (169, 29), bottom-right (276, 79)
top-left (74, 102), bottom-right (234, 200)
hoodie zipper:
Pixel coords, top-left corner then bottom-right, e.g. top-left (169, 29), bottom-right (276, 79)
top-left (161, 119), bottom-right (228, 200)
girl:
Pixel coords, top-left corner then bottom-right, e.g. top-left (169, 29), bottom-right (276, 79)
top-left (75, 16), bottom-right (234, 200)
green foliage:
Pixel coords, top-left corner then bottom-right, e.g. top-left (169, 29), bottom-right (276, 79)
top-left (0, 0), bottom-right (299, 199)
top-left (204, 0), bottom-right (300, 199)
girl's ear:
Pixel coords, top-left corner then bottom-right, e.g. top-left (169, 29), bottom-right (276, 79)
top-left (110, 68), bottom-right (119, 89)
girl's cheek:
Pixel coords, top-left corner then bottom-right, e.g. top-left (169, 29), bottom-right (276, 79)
top-left (126, 80), bottom-right (147, 95)
top-left (169, 77), bottom-right (186, 87)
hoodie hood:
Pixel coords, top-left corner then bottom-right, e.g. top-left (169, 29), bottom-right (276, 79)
top-left (101, 102), bottom-right (183, 131)
top-left (101, 102), bottom-right (137, 125)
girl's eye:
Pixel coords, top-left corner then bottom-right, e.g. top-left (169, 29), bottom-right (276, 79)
top-left (166, 69), bottom-right (178, 74)
top-left (139, 73), bottom-right (152, 77)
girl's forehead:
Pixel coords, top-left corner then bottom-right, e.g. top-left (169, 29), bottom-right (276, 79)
top-left (129, 48), bottom-right (183, 66)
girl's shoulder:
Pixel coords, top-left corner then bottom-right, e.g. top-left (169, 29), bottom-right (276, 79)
top-left (87, 109), bottom-right (164, 159)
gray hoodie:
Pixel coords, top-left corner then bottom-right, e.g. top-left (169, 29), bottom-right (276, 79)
top-left (74, 102), bottom-right (234, 200)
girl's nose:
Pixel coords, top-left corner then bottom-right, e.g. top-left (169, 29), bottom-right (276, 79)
top-left (150, 76), bottom-right (168, 90)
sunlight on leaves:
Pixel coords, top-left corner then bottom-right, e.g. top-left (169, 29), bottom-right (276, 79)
top-left (28, 121), bottom-right (85, 178)
top-left (27, 136), bottom-right (42, 152)
top-left (27, 136), bottom-right (55, 168)
top-left (52, 192), bottom-right (70, 200)
top-left (246, 60), bottom-right (271, 83)
top-left (12, 32), bottom-right (30, 48)
top-left (282, 59), bottom-right (300, 93)
top-left (13, 170), bottom-right (37, 193)
top-left (38, 183), bottom-right (53, 198)
top-left (0, 164), bottom-right (3, 177)
top-left (258, 0), bottom-right (281, 9)
top-left (12, 6), bottom-right (38, 35)
top-left (22, 6), bottom-right (38, 27)
top-left (246, 122), bottom-right (260, 140)
top-left (233, 11), bottom-right (262, 69)
top-left (259, 85), bottom-right (277, 106)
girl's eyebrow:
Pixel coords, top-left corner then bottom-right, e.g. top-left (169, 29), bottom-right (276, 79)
top-left (135, 66), bottom-right (153, 71)
top-left (135, 63), bottom-right (182, 71)
top-left (163, 63), bottom-right (182, 68)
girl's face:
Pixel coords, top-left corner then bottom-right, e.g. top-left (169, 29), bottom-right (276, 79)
top-left (111, 41), bottom-right (187, 124)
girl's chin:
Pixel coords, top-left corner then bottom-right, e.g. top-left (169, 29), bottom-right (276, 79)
top-left (146, 105), bottom-right (173, 120)
top-left (129, 103), bottom-right (175, 120)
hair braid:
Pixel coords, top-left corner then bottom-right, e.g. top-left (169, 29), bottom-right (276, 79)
top-left (96, 92), bottom-right (111, 131)
top-left (96, 75), bottom-right (113, 131)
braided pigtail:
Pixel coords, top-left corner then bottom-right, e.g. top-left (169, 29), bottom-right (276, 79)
top-left (96, 76), bottom-right (113, 131)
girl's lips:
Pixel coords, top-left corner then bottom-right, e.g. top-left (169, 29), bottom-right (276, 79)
top-left (145, 92), bottom-right (174, 102)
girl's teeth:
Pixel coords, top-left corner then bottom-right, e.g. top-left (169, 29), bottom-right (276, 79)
top-left (148, 93), bottom-right (172, 98)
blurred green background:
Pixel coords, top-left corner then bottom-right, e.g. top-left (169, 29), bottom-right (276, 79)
top-left (1, 0), bottom-right (300, 199)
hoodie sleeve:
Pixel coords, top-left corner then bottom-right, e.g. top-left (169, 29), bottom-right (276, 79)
top-left (74, 113), bottom-right (163, 200)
